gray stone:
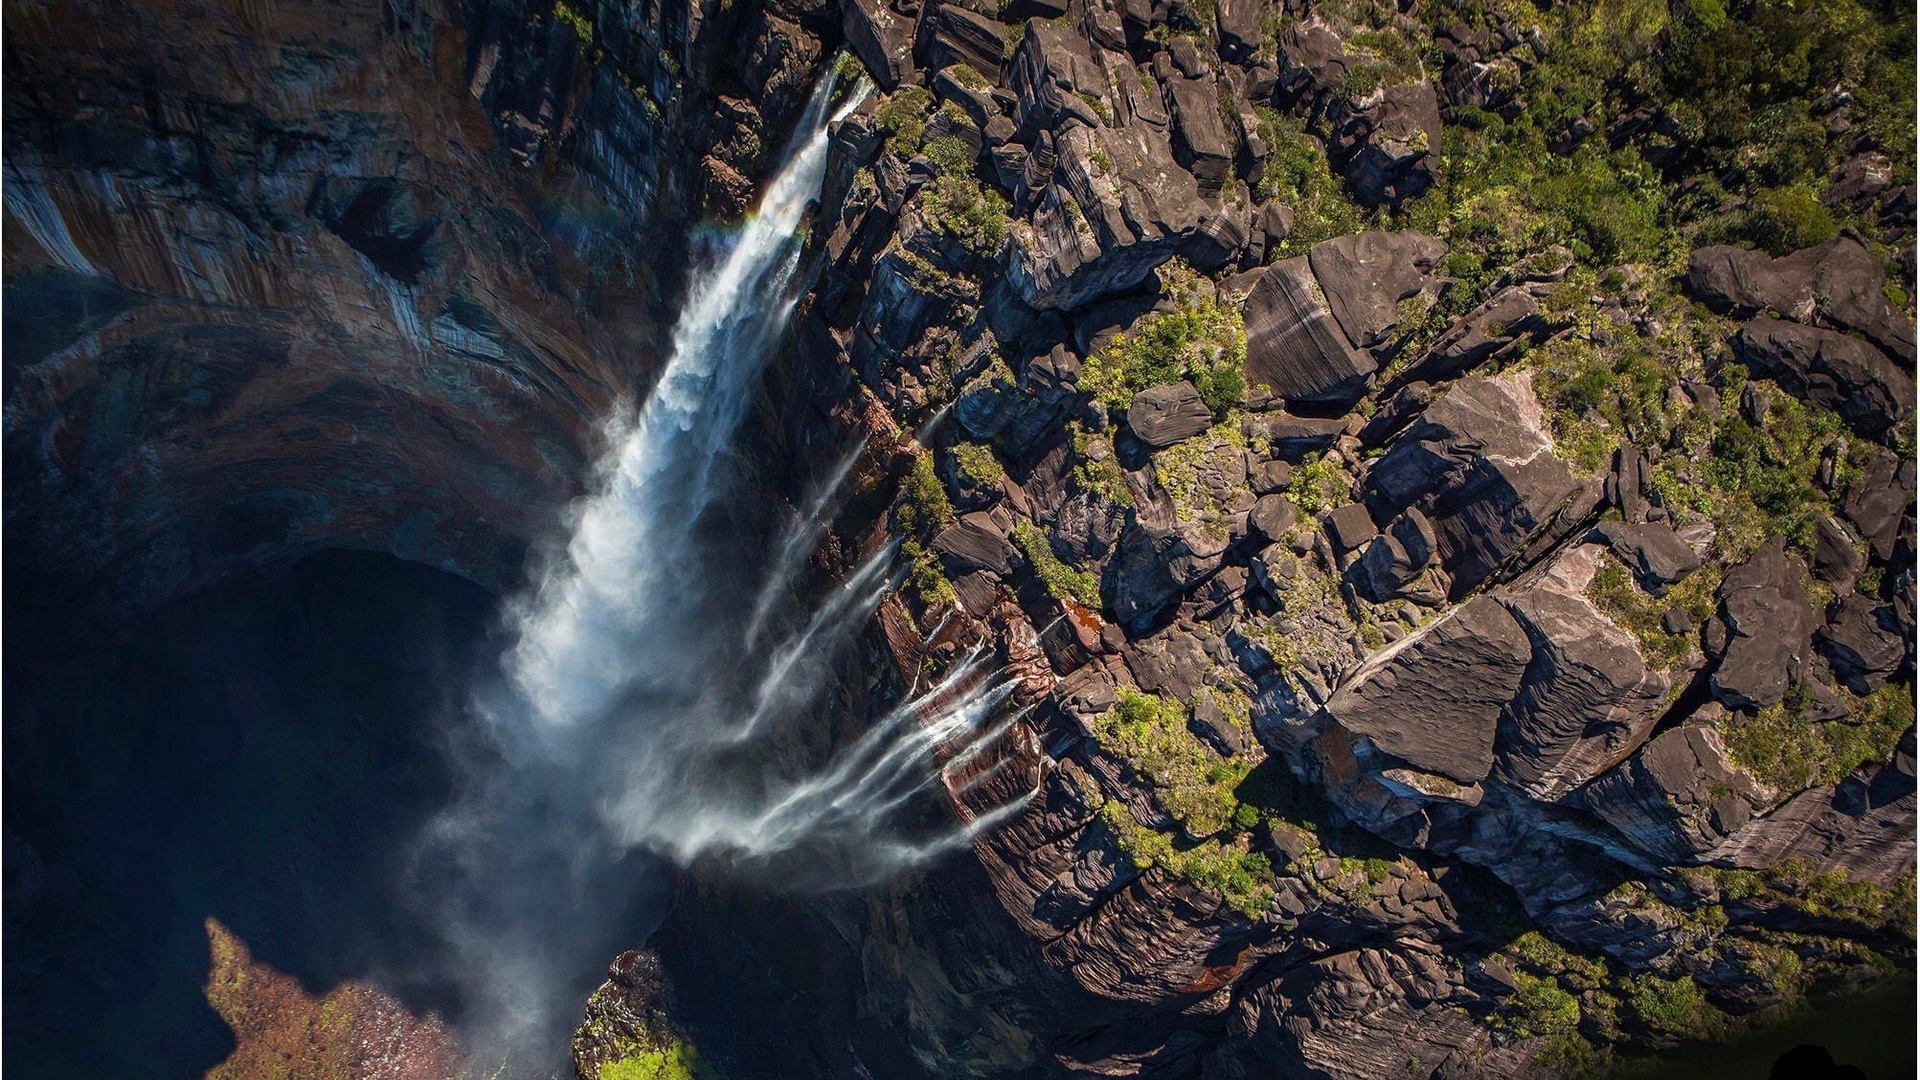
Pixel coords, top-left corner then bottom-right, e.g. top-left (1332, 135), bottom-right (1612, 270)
top-left (1127, 381), bottom-right (1214, 448)
top-left (932, 512), bottom-right (1020, 576)
top-left (1324, 502), bottom-right (1378, 556)
top-left (1240, 256), bottom-right (1375, 407)
top-left (1708, 538), bottom-right (1818, 712)
top-left (1594, 519), bottom-right (1701, 595)
top-left (1733, 315), bottom-right (1914, 437)
top-left (1319, 595), bottom-right (1533, 784)
top-left (1587, 722), bottom-right (1764, 862)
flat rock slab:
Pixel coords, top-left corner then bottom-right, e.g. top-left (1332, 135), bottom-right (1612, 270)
top-left (1127, 381), bottom-right (1213, 448)
top-left (1321, 594), bottom-right (1532, 784)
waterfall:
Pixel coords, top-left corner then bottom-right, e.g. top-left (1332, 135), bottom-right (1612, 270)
top-left (420, 65), bottom-right (1037, 1073)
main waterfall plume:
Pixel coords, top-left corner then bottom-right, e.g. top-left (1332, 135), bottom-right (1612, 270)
top-left (413, 65), bottom-right (1035, 1072)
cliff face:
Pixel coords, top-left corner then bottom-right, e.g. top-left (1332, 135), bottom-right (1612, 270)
top-left (3, 0), bottom-right (828, 623)
top-left (6, 0), bottom-right (1915, 1077)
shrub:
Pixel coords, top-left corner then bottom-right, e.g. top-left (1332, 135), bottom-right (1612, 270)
top-left (951, 440), bottom-right (1004, 488)
top-left (1094, 689), bottom-right (1251, 839)
top-left (898, 452), bottom-right (954, 533)
top-left (1012, 522), bottom-right (1101, 607)
top-left (1099, 802), bottom-right (1274, 918)
top-left (1584, 551), bottom-right (1719, 672)
top-left (1728, 184), bottom-right (1839, 255)
top-left (900, 539), bottom-right (958, 608)
top-left (917, 137), bottom-right (1012, 258)
top-left (600, 1043), bottom-right (704, 1080)
top-left (1723, 682), bottom-right (1914, 792)
top-left (1286, 454), bottom-right (1346, 516)
top-left (1077, 269), bottom-right (1247, 413)
top-left (1253, 108), bottom-right (1365, 256)
top-left (876, 86), bottom-right (934, 156)
top-left (1626, 974), bottom-right (1720, 1039)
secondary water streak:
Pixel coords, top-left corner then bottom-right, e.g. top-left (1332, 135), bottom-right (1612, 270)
top-left (425, 66), bottom-right (1039, 1071)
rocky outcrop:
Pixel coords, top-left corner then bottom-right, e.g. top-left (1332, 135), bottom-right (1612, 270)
top-left (1, 0), bottom-right (750, 624)
top-left (1365, 373), bottom-right (1584, 598)
top-left (1239, 232), bottom-right (1445, 409)
top-left (1241, 255), bottom-right (1375, 406)
top-left (1587, 722), bottom-right (1766, 862)
top-left (1688, 235), bottom-right (1917, 437)
top-left (1127, 381), bottom-right (1214, 448)
top-left (1494, 547), bottom-right (1675, 801)
top-left (1318, 595), bottom-right (1532, 785)
top-left (1732, 316), bottom-right (1915, 437)
top-left (1706, 538), bottom-right (1818, 712)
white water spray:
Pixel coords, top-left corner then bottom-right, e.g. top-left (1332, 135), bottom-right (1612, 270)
top-left (420, 66), bottom-right (1038, 1072)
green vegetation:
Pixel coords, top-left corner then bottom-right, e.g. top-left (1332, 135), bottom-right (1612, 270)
top-left (1012, 522), bottom-right (1101, 607)
top-left (1584, 550), bottom-right (1719, 673)
top-left (1071, 430), bottom-right (1134, 507)
top-left (1626, 974), bottom-right (1723, 1040)
top-left (901, 539), bottom-right (958, 608)
top-left (947, 63), bottom-right (992, 90)
top-left (897, 452), bottom-right (954, 533)
top-left (1092, 689), bottom-right (1278, 916)
top-left (1702, 862), bottom-right (1916, 938)
top-left (1100, 802), bottom-right (1274, 918)
top-left (1095, 690), bottom-right (1252, 837)
top-left (553, 0), bottom-right (594, 49)
top-left (1694, 375), bottom-right (1857, 556)
top-left (1076, 262), bottom-right (1247, 413)
top-left (1252, 108), bottom-right (1367, 257)
top-left (895, 451), bottom-right (960, 610)
top-left (951, 440), bottom-right (1005, 489)
top-left (830, 50), bottom-right (866, 90)
top-left (1720, 682), bottom-right (1914, 793)
top-left (918, 136), bottom-right (1012, 258)
top-left (601, 1044), bottom-right (706, 1080)
top-left (1286, 453), bottom-right (1346, 516)
top-left (875, 86), bottom-right (934, 156)
top-left (1153, 420), bottom-right (1253, 535)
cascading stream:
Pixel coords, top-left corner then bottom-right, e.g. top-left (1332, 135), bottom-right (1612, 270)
top-left (419, 66), bottom-right (1037, 1074)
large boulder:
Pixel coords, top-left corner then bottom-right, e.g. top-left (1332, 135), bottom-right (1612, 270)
top-left (1686, 244), bottom-right (1815, 321)
top-left (1006, 75), bottom-right (1207, 310)
top-left (1492, 548), bottom-right (1675, 801)
top-left (1163, 72), bottom-right (1233, 194)
top-left (1402, 285), bottom-right (1551, 384)
top-left (913, 0), bottom-right (1006, 78)
top-left (1319, 594), bottom-right (1533, 785)
top-left (1126, 381), bottom-right (1214, 448)
top-left (1593, 519), bottom-right (1700, 595)
top-left (1732, 315), bottom-right (1915, 437)
top-left (1586, 721), bottom-right (1765, 862)
top-left (1306, 231), bottom-right (1447, 357)
top-left (841, 0), bottom-right (915, 89)
top-left (1688, 235), bottom-right (1916, 361)
top-left (1843, 446), bottom-right (1916, 561)
top-left (1331, 81), bottom-right (1442, 207)
top-left (1709, 734), bottom-right (1917, 887)
top-left (1107, 522), bottom-right (1226, 629)
top-left (932, 512), bottom-right (1020, 576)
top-left (1816, 594), bottom-right (1907, 693)
top-left (1706, 538), bottom-right (1818, 712)
top-left (1240, 255), bottom-right (1374, 407)
top-left (1365, 373), bottom-right (1582, 598)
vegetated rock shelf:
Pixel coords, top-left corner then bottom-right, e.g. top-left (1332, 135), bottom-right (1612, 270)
top-left (2, 0), bottom-right (1915, 1078)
